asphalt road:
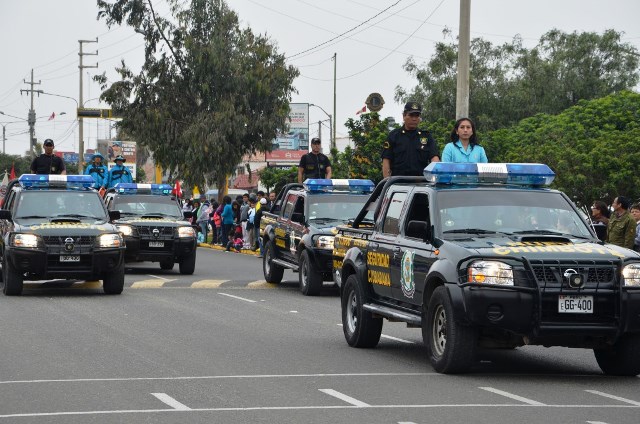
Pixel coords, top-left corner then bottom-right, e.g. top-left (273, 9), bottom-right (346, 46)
top-left (0, 246), bottom-right (638, 423)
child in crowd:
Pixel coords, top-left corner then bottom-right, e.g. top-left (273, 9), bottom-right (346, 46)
top-left (226, 225), bottom-right (244, 252)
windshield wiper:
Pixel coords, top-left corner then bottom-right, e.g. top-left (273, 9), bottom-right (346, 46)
top-left (52, 214), bottom-right (103, 219)
top-left (141, 213), bottom-right (177, 218)
top-left (15, 215), bottom-right (48, 219)
top-left (513, 229), bottom-right (591, 239)
top-left (443, 228), bottom-right (498, 234)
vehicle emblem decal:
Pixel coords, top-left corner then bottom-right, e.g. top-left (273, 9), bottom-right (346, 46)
top-left (400, 250), bottom-right (415, 298)
top-left (64, 237), bottom-right (75, 251)
top-left (152, 228), bottom-right (160, 239)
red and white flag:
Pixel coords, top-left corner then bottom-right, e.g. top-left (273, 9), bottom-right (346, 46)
top-left (9, 163), bottom-right (15, 180)
top-left (172, 180), bottom-right (182, 198)
top-left (356, 106), bottom-right (367, 115)
top-left (48, 112), bottom-right (56, 121)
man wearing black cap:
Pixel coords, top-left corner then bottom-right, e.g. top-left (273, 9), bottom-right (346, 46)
top-left (382, 102), bottom-right (439, 177)
top-left (30, 139), bottom-right (67, 175)
top-left (298, 137), bottom-right (332, 183)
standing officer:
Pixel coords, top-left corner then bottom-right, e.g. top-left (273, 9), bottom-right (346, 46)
top-left (85, 152), bottom-right (108, 189)
top-left (382, 102), bottom-right (439, 177)
top-left (105, 155), bottom-right (133, 188)
top-left (30, 139), bottom-right (67, 175)
top-left (298, 137), bottom-right (332, 183)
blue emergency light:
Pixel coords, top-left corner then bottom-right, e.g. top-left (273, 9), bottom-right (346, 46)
top-left (18, 174), bottom-right (95, 189)
top-left (423, 163), bottom-right (555, 186)
top-left (303, 178), bottom-right (375, 193)
top-left (113, 183), bottom-right (173, 195)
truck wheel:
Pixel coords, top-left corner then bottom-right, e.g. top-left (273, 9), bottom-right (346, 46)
top-left (342, 274), bottom-right (382, 348)
top-left (159, 258), bottom-right (174, 270)
top-left (103, 265), bottom-right (124, 295)
top-left (594, 334), bottom-right (640, 376)
top-left (179, 252), bottom-right (196, 275)
top-left (299, 250), bottom-right (322, 296)
top-left (2, 256), bottom-right (23, 296)
top-left (263, 241), bottom-right (284, 284)
top-left (424, 286), bottom-right (476, 373)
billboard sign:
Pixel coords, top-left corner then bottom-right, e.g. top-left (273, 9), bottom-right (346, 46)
top-left (266, 103), bottom-right (309, 162)
top-left (97, 140), bottom-right (137, 179)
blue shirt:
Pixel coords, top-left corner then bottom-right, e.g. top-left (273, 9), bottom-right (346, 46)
top-left (221, 204), bottom-right (235, 225)
top-left (441, 140), bottom-right (488, 163)
top-left (85, 163), bottom-right (108, 188)
top-left (106, 164), bottom-right (133, 188)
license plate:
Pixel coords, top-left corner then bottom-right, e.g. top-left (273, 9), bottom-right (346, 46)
top-left (60, 255), bottom-right (80, 262)
top-left (558, 295), bottom-right (593, 314)
top-left (149, 241), bottom-right (164, 248)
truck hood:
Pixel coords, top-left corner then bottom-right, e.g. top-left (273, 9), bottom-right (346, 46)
top-left (115, 216), bottom-right (190, 226)
top-left (14, 220), bottom-right (116, 236)
top-left (453, 236), bottom-right (639, 260)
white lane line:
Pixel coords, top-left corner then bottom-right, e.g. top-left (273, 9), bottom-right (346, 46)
top-left (398, 422), bottom-right (418, 424)
top-left (146, 274), bottom-right (172, 281)
top-left (319, 389), bottom-right (370, 407)
top-left (479, 387), bottom-right (546, 406)
top-left (586, 421), bottom-right (609, 424)
top-left (219, 293), bottom-right (257, 303)
top-left (381, 334), bottom-right (414, 344)
top-left (586, 390), bottom-right (640, 406)
top-left (151, 393), bottom-right (191, 410)
top-left (336, 324), bottom-right (414, 344)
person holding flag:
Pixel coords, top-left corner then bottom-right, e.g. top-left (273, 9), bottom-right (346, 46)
top-left (85, 153), bottom-right (108, 190)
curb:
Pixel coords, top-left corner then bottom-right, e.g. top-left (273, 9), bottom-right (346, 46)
top-left (197, 242), bottom-right (261, 257)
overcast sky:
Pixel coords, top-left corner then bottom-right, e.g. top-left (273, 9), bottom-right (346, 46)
top-left (1, 0), bottom-right (639, 156)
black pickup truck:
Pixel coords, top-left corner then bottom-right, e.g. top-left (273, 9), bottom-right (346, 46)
top-left (260, 179), bottom-right (373, 295)
top-left (333, 163), bottom-right (640, 375)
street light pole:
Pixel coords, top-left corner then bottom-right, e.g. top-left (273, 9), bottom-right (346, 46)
top-left (309, 104), bottom-right (333, 153)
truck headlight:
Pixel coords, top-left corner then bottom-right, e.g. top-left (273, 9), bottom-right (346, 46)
top-left (315, 235), bottom-right (334, 250)
top-left (11, 233), bottom-right (43, 248)
top-left (117, 225), bottom-right (134, 236)
top-left (97, 233), bottom-right (123, 248)
top-left (178, 226), bottom-right (195, 238)
top-left (468, 260), bottom-right (514, 286)
top-left (622, 263), bottom-right (640, 287)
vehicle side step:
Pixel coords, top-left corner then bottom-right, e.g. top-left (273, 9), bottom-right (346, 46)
top-left (272, 258), bottom-right (299, 272)
top-left (363, 303), bottom-right (422, 326)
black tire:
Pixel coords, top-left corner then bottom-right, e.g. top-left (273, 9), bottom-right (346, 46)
top-left (299, 250), bottom-right (322, 296)
top-left (263, 240), bottom-right (284, 284)
top-left (2, 256), bottom-right (23, 296)
top-left (424, 286), bottom-right (476, 373)
top-left (179, 251), bottom-right (196, 275)
top-left (103, 265), bottom-right (125, 295)
top-left (594, 334), bottom-right (640, 376)
top-left (341, 274), bottom-right (382, 348)
top-left (159, 258), bottom-right (174, 270)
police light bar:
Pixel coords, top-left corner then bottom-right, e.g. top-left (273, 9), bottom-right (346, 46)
top-left (18, 174), bottom-right (95, 189)
top-left (113, 183), bottom-right (173, 195)
top-left (423, 163), bottom-right (555, 186)
top-left (303, 178), bottom-right (375, 193)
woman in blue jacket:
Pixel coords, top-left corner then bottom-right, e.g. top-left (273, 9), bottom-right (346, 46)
top-left (441, 117), bottom-right (488, 163)
top-left (106, 155), bottom-right (134, 188)
top-left (220, 196), bottom-right (234, 246)
top-left (84, 153), bottom-right (108, 189)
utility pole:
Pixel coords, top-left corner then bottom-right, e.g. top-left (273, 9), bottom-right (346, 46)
top-left (20, 69), bottom-right (43, 155)
top-left (455, 0), bottom-right (471, 119)
top-left (318, 120), bottom-right (322, 146)
top-left (78, 38), bottom-right (98, 173)
top-left (332, 53), bottom-right (337, 151)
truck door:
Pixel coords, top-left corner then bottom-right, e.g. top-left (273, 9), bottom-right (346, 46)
top-left (368, 190), bottom-right (408, 300)
top-left (285, 195), bottom-right (305, 262)
top-left (394, 191), bottom-right (436, 306)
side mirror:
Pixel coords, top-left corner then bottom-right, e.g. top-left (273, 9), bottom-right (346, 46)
top-left (291, 212), bottom-right (305, 224)
top-left (183, 211), bottom-right (194, 219)
top-left (406, 220), bottom-right (430, 242)
top-left (0, 210), bottom-right (12, 221)
top-left (108, 210), bottom-right (121, 221)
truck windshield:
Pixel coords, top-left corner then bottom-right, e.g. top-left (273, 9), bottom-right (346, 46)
top-left (113, 195), bottom-right (183, 218)
top-left (436, 190), bottom-right (593, 238)
top-left (15, 191), bottom-right (107, 219)
top-left (307, 194), bottom-right (369, 222)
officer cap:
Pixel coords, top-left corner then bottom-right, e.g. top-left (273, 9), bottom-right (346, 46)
top-left (91, 152), bottom-right (105, 161)
top-left (311, 137), bottom-right (321, 144)
top-left (114, 155), bottom-right (126, 162)
top-left (403, 102), bottom-right (422, 114)
top-left (43, 139), bottom-right (54, 147)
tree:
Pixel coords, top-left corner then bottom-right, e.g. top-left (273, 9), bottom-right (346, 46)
top-left (396, 29), bottom-right (639, 131)
top-left (483, 91), bottom-right (640, 206)
top-left (96, 0), bottom-right (298, 191)
top-left (258, 166), bottom-right (297, 194)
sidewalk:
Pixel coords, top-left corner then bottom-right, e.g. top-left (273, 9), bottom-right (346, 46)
top-left (197, 241), bottom-right (261, 257)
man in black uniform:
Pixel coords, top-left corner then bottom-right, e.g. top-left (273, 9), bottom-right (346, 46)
top-left (30, 139), bottom-right (66, 175)
top-left (382, 102), bottom-right (439, 177)
top-left (298, 137), bottom-right (332, 183)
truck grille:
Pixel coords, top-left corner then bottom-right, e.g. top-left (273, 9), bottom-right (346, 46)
top-left (42, 235), bottom-right (96, 272)
top-left (136, 226), bottom-right (174, 239)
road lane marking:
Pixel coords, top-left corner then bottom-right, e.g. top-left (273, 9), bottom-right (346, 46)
top-left (219, 293), bottom-right (257, 303)
top-left (585, 390), bottom-right (640, 406)
top-left (191, 280), bottom-right (226, 288)
top-left (479, 387), bottom-right (546, 406)
top-left (151, 393), bottom-right (191, 410)
top-left (398, 422), bottom-right (418, 424)
top-left (586, 421), bottom-right (609, 424)
top-left (147, 274), bottom-right (172, 281)
top-left (381, 334), bottom-right (414, 344)
top-left (131, 280), bottom-right (166, 288)
top-left (319, 389), bottom-right (370, 407)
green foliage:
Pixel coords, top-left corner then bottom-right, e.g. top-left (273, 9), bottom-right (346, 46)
top-left (258, 166), bottom-right (297, 194)
top-left (0, 155), bottom-right (31, 180)
top-left (96, 0), bottom-right (298, 190)
top-left (397, 29), bottom-right (640, 132)
top-left (483, 91), bottom-right (640, 206)
top-left (135, 166), bottom-right (147, 183)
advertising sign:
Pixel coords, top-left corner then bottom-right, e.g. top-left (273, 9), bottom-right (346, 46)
top-left (97, 140), bottom-right (137, 179)
top-left (266, 103), bottom-right (309, 162)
